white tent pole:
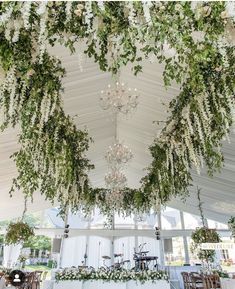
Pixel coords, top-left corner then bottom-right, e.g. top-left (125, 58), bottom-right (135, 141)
top-left (180, 211), bottom-right (190, 264)
top-left (58, 207), bottom-right (69, 268)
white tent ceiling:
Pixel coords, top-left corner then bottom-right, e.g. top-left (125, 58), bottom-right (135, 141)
top-left (0, 44), bottom-right (234, 223)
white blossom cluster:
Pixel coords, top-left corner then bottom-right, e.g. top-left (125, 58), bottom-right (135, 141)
top-left (142, 1), bottom-right (153, 25)
top-left (36, 2), bottom-right (48, 62)
top-left (85, 2), bottom-right (93, 34)
top-left (0, 66), bottom-right (17, 120)
top-left (21, 1), bottom-right (32, 30)
top-left (127, 2), bottom-right (137, 27)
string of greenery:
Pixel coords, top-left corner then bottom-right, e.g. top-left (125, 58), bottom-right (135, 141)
top-left (0, 2), bottom-right (234, 216)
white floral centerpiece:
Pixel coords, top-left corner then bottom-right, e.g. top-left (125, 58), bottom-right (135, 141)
top-left (55, 268), bottom-right (168, 284)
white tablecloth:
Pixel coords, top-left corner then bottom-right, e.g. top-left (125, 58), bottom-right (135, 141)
top-left (220, 278), bottom-right (235, 289)
top-left (47, 280), bottom-right (170, 289)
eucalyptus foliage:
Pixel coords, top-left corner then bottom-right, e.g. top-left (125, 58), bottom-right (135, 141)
top-left (0, 2), bottom-right (234, 215)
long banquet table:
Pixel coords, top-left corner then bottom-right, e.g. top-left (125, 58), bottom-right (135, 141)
top-left (43, 280), bottom-right (170, 289)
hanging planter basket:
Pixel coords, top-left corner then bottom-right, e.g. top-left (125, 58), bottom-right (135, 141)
top-left (5, 221), bottom-right (35, 245)
top-left (191, 226), bottom-right (221, 263)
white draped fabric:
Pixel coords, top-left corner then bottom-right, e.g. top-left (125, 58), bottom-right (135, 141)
top-left (49, 280), bottom-right (170, 289)
top-left (3, 244), bottom-right (21, 267)
top-left (61, 236), bottom-right (160, 269)
top-left (61, 236), bottom-right (111, 268)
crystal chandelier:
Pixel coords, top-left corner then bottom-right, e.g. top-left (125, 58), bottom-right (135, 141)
top-left (104, 169), bottom-right (127, 191)
top-left (100, 82), bottom-right (139, 115)
top-left (105, 142), bottom-right (133, 168)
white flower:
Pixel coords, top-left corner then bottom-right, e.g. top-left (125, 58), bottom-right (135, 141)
top-left (142, 1), bottom-right (152, 24)
top-left (26, 69), bottom-right (35, 77)
top-left (74, 4), bottom-right (84, 17)
top-left (97, 1), bottom-right (105, 12)
top-left (175, 3), bottom-right (182, 11)
top-left (202, 6), bottom-right (211, 17)
top-left (221, 10), bottom-right (228, 19)
top-left (21, 1), bottom-right (32, 30)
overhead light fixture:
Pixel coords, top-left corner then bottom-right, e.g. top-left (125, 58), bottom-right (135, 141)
top-left (100, 82), bottom-right (139, 115)
top-left (105, 141), bottom-right (133, 169)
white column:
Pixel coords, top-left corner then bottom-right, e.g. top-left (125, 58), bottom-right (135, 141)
top-left (157, 210), bottom-right (165, 266)
top-left (59, 208), bottom-right (69, 268)
top-left (180, 211), bottom-right (190, 264)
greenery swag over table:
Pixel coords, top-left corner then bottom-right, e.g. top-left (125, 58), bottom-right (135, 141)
top-left (0, 2), bottom-right (234, 216)
top-left (55, 268), bottom-right (168, 283)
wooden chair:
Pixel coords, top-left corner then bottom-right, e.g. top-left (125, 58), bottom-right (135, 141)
top-left (23, 272), bottom-right (35, 289)
top-left (190, 272), bottom-right (204, 289)
top-left (32, 271), bottom-right (43, 289)
top-left (203, 274), bottom-right (221, 289)
top-left (41, 271), bottom-right (48, 281)
top-left (181, 272), bottom-right (193, 289)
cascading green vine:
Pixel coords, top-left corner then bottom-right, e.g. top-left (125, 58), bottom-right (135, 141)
top-left (0, 1), bottom-right (234, 216)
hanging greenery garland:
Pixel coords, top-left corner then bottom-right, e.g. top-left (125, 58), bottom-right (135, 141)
top-left (0, 2), bottom-right (234, 215)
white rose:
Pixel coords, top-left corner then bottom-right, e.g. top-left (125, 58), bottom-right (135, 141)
top-left (74, 4), bottom-right (84, 17)
top-left (221, 10), bottom-right (228, 19)
top-left (203, 6), bottom-right (211, 17)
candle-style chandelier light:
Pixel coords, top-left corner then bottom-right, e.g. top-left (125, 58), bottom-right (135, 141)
top-left (104, 169), bottom-right (127, 191)
top-left (104, 141), bottom-right (132, 192)
top-left (105, 141), bottom-right (133, 169)
top-left (100, 82), bottom-right (139, 115)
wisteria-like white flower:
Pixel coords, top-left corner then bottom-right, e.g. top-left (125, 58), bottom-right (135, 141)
top-left (142, 1), bottom-right (153, 25)
top-left (66, 1), bottom-right (72, 22)
top-left (97, 1), bottom-right (105, 12)
top-left (21, 1), bottom-right (32, 30)
top-left (36, 1), bottom-right (47, 16)
top-left (85, 2), bottom-right (93, 33)
top-left (0, 5), bottom-right (13, 26)
top-left (127, 2), bottom-right (137, 27)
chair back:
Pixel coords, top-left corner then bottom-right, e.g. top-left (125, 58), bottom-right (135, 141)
top-left (203, 274), bottom-right (221, 289)
top-left (41, 271), bottom-right (48, 281)
top-left (190, 272), bottom-right (204, 289)
top-left (181, 272), bottom-right (191, 289)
